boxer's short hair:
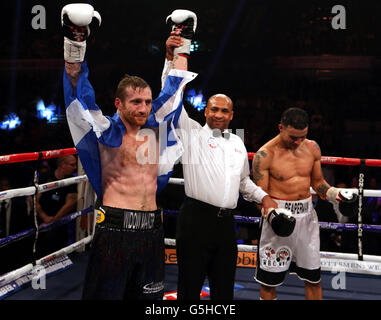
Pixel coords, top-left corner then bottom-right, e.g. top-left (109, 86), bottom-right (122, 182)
top-left (281, 107), bottom-right (309, 129)
top-left (115, 74), bottom-right (151, 101)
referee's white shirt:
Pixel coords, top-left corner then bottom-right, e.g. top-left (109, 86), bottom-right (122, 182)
top-left (161, 60), bottom-right (268, 209)
top-left (176, 109), bottom-right (268, 209)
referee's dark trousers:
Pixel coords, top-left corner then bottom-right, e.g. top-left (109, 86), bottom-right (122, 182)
top-left (176, 197), bottom-right (238, 300)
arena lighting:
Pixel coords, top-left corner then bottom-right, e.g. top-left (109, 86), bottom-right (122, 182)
top-left (186, 89), bottom-right (207, 111)
top-left (190, 40), bottom-right (200, 52)
top-left (36, 99), bottom-right (58, 122)
top-left (0, 113), bottom-right (21, 130)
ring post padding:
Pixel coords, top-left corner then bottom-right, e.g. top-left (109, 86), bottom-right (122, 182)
top-left (357, 159), bottom-right (366, 261)
top-left (32, 152), bottom-right (43, 265)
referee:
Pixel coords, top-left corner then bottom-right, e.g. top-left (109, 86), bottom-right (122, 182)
top-left (164, 35), bottom-right (278, 300)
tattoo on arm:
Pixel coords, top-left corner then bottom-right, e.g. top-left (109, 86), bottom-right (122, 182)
top-left (313, 141), bottom-right (321, 153)
top-left (170, 55), bottom-right (179, 69)
top-left (316, 183), bottom-right (330, 198)
top-left (252, 150), bottom-right (267, 183)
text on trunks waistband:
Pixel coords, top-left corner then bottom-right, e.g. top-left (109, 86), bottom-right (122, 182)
top-left (274, 197), bottom-right (311, 215)
top-left (123, 211), bottom-right (156, 230)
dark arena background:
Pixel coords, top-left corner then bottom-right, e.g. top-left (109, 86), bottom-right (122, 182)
top-left (1, 0), bottom-right (381, 309)
top-left (1, 1), bottom-right (381, 183)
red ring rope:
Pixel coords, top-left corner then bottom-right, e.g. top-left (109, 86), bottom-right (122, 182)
top-left (0, 148), bottom-right (381, 167)
top-left (248, 153), bottom-right (381, 167)
top-left (0, 148), bottom-right (77, 165)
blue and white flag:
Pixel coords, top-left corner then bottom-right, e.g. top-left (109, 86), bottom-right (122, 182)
top-left (63, 61), bottom-right (196, 200)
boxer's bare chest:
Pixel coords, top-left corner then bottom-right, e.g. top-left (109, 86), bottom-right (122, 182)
top-left (270, 147), bottom-right (314, 182)
top-left (120, 133), bottom-right (159, 169)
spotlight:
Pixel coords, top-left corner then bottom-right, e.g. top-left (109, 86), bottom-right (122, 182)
top-left (0, 113), bottom-right (21, 130)
top-left (186, 89), bottom-right (207, 111)
top-left (36, 99), bottom-right (57, 122)
top-left (190, 40), bottom-right (200, 52)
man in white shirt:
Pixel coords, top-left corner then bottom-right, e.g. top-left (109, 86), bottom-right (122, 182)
top-left (164, 23), bottom-right (278, 300)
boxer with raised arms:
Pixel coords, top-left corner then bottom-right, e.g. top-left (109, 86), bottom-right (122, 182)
top-left (62, 4), bottom-right (196, 299)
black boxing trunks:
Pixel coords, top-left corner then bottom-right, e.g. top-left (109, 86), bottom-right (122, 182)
top-left (82, 206), bottom-right (165, 300)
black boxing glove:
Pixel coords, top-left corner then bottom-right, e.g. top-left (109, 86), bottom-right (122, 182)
top-left (166, 9), bottom-right (197, 57)
top-left (326, 187), bottom-right (358, 218)
top-left (267, 208), bottom-right (296, 237)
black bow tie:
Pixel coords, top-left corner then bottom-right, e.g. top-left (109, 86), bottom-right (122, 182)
top-left (212, 129), bottom-right (230, 140)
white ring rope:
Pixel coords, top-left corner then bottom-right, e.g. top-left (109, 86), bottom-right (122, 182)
top-left (168, 178), bottom-right (381, 197)
top-left (1, 176), bottom-right (380, 201)
top-left (0, 235), bottom-right (92, 286)
top-left (0, 175), bottom-right (88, 200)
top-left (164, 238), bottom-right (381, 262)
top-left (164, 238), bottom-right (381, 275)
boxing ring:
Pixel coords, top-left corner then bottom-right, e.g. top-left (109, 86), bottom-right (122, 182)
top-left (1, 148), bottom-right (381, 300)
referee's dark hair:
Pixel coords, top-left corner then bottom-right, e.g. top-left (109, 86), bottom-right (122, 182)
top-left (280, 107), bottom-right (309, 130)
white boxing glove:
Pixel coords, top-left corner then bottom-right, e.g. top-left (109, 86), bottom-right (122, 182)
top-left (326, 187), bottom-right (356, 203)
top-left (166, 9), bottom-right (197, 57)
top-left (325, 187), bottom-right (358, 217)
top-left (61, 3), bottom-right (101, 63)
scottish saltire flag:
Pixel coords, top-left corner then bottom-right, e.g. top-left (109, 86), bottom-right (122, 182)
top-left (63, 61), bottom-right (197, 200)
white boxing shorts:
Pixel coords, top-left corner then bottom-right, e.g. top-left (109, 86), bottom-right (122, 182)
top-left (254, 196), bottom-right (321, 287)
